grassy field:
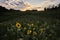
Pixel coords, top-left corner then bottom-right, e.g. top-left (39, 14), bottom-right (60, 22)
top-left (0, 7), bottom-right (60, 40)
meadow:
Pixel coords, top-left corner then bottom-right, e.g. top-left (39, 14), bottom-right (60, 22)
top-left (0, 6), bottom-right (60, 40)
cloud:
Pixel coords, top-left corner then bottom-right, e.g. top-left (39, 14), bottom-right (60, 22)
top-left (0, 0), bottom-right (60, 11)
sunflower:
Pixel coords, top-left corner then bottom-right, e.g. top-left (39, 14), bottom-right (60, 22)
top-left (16, 22), bottom-right (21, 29)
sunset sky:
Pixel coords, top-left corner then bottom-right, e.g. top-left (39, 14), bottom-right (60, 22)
top-left (0, 0), bottom-right (60, 11)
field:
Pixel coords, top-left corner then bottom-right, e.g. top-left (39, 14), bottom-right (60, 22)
top-left (0, 7), bottom-right (60, 40)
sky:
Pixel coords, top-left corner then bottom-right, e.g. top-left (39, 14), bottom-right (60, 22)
top-left (0, 0), bottom-right (60, 11)
top-left (23, 0), bottom-right (44, 5)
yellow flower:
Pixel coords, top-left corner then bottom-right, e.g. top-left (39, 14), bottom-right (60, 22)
top-left (27, 23), bottom-right (34, 27)
top-left (33, 31), bottom-right (37, 36)
top-left (16, 22), bottom-right (21, 29)
top-left (24, 27), bottom-right (27, 30)
top-left (27, 23), bottom-right (31, 26)
top-left (33, 28), bottom-right (36, 30)
top-left (31, 23), bottom-right (34, 26)
top-left (27, 30), bottom-right (32, 35)
top-left (39, 28), bottom-right (44, 33)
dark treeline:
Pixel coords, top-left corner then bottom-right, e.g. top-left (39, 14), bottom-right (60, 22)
top-left (0, 4), bottom-right (60, 21)
top-left (0, 4), bottom-right (60, 15)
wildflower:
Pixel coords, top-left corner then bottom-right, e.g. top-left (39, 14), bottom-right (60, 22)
top-left (24, 27), bottom-right (27, 30)
top-left (27, 30), bottom-right (32, 35)
top-left (16, 22), bottom-right (21, 29)
top-left (44, 22), bottom-right (47, 26)
top-left (33, 31), bottom-right (37, 36)
top-left (27, 23), bottom-right (31, 27)
top-left (31, 23), bottom-right (34, 26)
top-left (27, 23), bottom-right (34, 27)
top-left (39, 28), bottom-right (44, 33)
top-left (33, 28), bottom-right (36, 30)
